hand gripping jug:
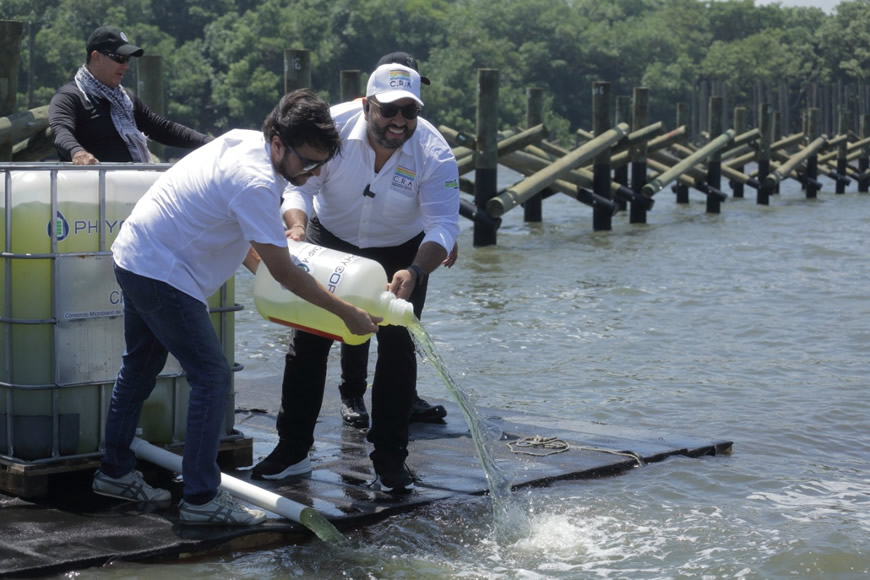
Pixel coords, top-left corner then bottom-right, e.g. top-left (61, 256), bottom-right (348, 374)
top-left (254, 240), bottom-right (415, 345)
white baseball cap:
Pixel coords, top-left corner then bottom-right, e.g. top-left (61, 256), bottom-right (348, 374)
top-left (366, 63), bottom-right (424, 106)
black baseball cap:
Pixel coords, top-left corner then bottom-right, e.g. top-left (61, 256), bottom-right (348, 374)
top-left (86, 26), bottom-right (144, 57)
top-left (376, 51), bottom-right (430, 85)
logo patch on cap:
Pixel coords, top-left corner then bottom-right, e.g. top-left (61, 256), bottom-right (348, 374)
top-left (388, 70), bottom-right (412, 88)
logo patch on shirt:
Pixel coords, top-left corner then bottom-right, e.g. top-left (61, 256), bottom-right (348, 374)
top-left (445, 179), bottom-right (458, 190)
top-left (392, 165), bottom-right (416, 192)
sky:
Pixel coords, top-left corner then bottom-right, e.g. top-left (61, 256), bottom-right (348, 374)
top-left (753, 0), bottom-right (840, 12)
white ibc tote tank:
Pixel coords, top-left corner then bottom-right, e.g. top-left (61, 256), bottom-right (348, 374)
top-left (0, 165), bottom-right (236, 461)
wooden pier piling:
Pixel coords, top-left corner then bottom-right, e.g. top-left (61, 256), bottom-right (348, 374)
top-left (757, 104), bottom-right (774, 205)
top-left (284, 49), bottom-right (311, 93)
top-left (674, 103), bottom-right (691, 204)
top-left (524, 87), bottom-right (544, 222)
top-left (630, 88), bottom-right (650, 224)
top-left (706, 97), bottom-right (724, 214)
top-left (614, 95), bottom-right (632, 213)
top-left (836, 108), bottom-right (849, 194)
top-left (730, 107), bottom-right (747, 198)
top-left (474, 69), bottom-right (499, 247)
top-left (860, 115), bottom-right (869, 193)
top-left (805, 108), bottom-right (821, 199)
top-left (592, 82), bottom-right (613, 231)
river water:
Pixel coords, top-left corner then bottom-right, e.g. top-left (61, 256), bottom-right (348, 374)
top-left (72, 173), bottom-right (869, 579)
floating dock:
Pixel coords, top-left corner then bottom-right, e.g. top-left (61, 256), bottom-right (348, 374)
top-left (0, 374), bottom-right (731, 578)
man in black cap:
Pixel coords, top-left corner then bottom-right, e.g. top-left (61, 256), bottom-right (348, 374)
top-left (335, 51), bottom-right (453, 431)
top-left (375, 51), bottom-right (432, 85)
top-left (49, 25), bottom-right (211, 165)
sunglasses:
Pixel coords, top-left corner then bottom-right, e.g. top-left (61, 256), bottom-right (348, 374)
top-left (287, 143), bottom-right (328, 172)
top-left (370, 100), bottom-right (421, 120)
top-left (102, 51), bottom-right (130, 64)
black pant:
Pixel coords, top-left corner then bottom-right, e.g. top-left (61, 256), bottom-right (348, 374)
top-left (276, 218), bottom-right (426, 466)
top-left (338, 341), bottom-right (370, 399)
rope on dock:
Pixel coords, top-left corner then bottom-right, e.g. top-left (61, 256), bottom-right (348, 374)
top-left (508, 434), bottom-right (646, 467)
top-left (508, 435), bottom-right (570, 455)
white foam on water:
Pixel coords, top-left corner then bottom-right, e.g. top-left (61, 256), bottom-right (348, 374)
top-left (450, 485), bottom-right (793, 579)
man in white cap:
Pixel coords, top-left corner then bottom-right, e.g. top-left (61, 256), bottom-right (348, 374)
top-left (336, 52), bottom-right (450, 431)
top-left (252, 63), bottom-right (460, 493)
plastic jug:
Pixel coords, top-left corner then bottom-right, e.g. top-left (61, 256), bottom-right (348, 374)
top-left (254, 240), bottom-right (414, 345)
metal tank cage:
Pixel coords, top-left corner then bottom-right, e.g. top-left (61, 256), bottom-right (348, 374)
top-left (0, 163), bottom-right (243, 464)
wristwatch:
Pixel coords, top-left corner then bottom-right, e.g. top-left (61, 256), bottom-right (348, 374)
top-left (408, 264), bottom-right (427, 288)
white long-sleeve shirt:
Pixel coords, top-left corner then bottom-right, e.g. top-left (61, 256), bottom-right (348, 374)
top-left (281, 100), bottom-right (460, 253)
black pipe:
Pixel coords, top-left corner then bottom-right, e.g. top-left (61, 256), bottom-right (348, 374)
top-left (825, 170), bottom-right (851, 188)
top-left (613, 184), bottom-right (654, 211)
top-left (694, 182), bottom-right (728, 202)
top-left (577, 188), bottom-right (620, 216)
top-left (460, 198), bottom-right (501, 228)
top-left (794, 172), bottom-right (823, 192)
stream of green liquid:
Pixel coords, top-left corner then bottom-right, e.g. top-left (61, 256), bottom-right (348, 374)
top-left (406, 317), bottom-right (514, 515)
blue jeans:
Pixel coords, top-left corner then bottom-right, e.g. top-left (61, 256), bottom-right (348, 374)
top-left (102, 263), bottom-right (231, 504)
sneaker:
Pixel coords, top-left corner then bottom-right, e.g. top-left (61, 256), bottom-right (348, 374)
top-left (410, 395), bottom-right (447, 423)
top-left (374, 461), bottom-right (415, 494)
top-left (179, 490), bottom-right (266, 526)
top-left (340, 396), bottom-right (370, 428)
top-left (251, 441), bottom-right (312, 480)
top-left (92, 469), bottom-right (172, 503)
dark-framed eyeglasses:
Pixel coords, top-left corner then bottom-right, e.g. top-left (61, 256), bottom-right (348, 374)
top-left (369, 100), bottom-right (421, 120)
top-left (102, 51), bottom-right (130, 65)
top-left (286, 143), bottom-right (329, 172)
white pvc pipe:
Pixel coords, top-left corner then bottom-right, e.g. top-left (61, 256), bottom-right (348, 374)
top-left (130, 437), bottom-right (347, 544)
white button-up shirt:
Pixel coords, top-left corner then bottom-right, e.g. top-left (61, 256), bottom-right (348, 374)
top-left (281, 100), bottom-right (460, 253)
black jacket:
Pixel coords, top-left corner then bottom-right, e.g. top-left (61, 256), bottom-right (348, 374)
top-left (49, 81), bottom-right (211, 162)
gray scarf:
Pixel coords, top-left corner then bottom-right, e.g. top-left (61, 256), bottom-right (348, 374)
top-left (74, 65), bottom-right (152, 162)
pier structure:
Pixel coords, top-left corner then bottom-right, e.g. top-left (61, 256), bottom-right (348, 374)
top-left (2, 47), bottom-right (870, 248)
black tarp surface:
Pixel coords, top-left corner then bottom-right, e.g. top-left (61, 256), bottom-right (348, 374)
top-left (1, 376), bottom-right (732, 578)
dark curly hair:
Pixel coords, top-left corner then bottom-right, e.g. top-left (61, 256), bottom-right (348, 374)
top-left (262, 89), bottom-right (341, 160)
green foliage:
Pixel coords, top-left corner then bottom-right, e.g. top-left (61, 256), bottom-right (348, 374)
top-left (1, 0), bottom-right (863, 142)
top-left (817, 0), bottom-right (870, 82)
top-left (167, 39), bottom-right (216, 129)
